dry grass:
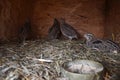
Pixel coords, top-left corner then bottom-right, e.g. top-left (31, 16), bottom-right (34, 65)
top-left (0, 39), bottom-right (120, 80)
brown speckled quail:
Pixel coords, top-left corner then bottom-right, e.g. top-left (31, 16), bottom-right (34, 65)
top-left (47, 18), bottom-right (61, 40)
top-left (84, 33), bottom-right (120, 53)
top-left (59, 18), bottom-right (79, 40)
top-left (18, 19), bottom-right (31, 43)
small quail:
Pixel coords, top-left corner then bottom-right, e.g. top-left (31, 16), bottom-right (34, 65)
top-left (84, 33), bottom-right (120, 53)
top-left (105, 39), bottom-right (120, 53)
top-left (59, 18), bottom-right (79, 40)
top-left (18, 19), bottom-right (31, 43)
top-left (47, 18), bottom-right (61, 40)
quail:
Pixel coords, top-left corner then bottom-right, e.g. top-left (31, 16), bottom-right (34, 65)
top-left (105, 39), bottom-right (120, 53)
top-left (84, 33), bottom-right (120, 53)
top-left (59, 18), bottom-right (79, 40)
top-left (47, 18), bottom-right (61, 40)
top-left (18, 19), bottom-right (31, 43)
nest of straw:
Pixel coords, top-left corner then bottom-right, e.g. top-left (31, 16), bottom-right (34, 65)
top-left (0, 40), bottom-right (120, 80)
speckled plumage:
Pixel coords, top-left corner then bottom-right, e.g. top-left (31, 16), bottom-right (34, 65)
top-left (18, 19), bottom-right (31, 43)
top-left (59, 18), bottom-right (78, 40)
top-left (48, 18), bottom-right (61, 40)
top-left (84, 33), bottom-right (120, 53)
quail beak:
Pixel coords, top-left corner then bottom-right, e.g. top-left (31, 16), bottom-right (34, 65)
top-left (83, 34), bottom-right (88, 40)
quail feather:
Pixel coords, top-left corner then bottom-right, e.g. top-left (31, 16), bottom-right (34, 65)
top-left (18, 19), bottom-right (31, 43)
top-left (47, 18), bottom-right (61, 40)
top-left (105, 39), bottom-right (120, 53)
top-left (59, 18), bottom-right (79, 40)
top-left (84, 33), bottom-right (120, 53)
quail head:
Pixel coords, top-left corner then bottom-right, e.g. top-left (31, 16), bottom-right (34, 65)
top-left (47, 18), bottom-right (61, 40)
top-left (84, 33), bottom-right (95, 42)
top-left (18, 19), bottom-right (31, 43)
top-left (84, 33), bottom-right (120, 53)
top-left (84, 33), bottom-right (104, 51)
top-left (59, 18), bottom-right (79, 40)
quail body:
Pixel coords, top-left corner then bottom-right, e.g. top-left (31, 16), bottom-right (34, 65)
top-left (84, 33), bottom-right (120, 53)
top-left (18, 19), bottom-right (31, 43)
top-left (59, 18), bottom-right (79, 40)
top-left (47, 18), bottom-right (61, 40)
top-left (105, 39), bottom-right (120, 53)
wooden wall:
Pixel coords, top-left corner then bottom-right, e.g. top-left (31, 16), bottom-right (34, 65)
top-left (0, 0), bottom-right (120, 42)
top-left (0, 0), bottom-right (33, 41)
top-left (105, 0), bottom-right (120, 40)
